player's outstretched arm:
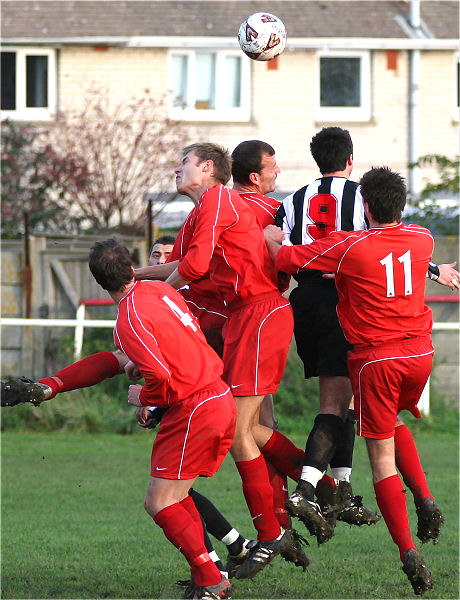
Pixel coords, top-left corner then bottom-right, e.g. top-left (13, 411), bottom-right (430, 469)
top-left (135, 260), bottom-right (179, 281)
top-left (165, 266), bottom-right (190, 290)
top-left (434, 262), bottom-right (460, 291)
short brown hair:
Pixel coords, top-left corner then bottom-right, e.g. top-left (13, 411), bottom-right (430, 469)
top-left (359, 167), bottom-right (406, 224)
top-left (182, 142), bottom-right (232, 185)
top-left (89, 238), bottom-right (133, 291)
top-left (231, 140), bottom-right (275, 185)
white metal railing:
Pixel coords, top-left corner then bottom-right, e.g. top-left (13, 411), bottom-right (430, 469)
top-left (0, 317), bottom-right (457, 415)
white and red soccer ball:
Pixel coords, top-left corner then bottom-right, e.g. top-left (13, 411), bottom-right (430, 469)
top-left (238, 12), bottom-right (287, 61)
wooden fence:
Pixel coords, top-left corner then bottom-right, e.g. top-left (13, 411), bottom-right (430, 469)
top-left (1, 234), bottom-right (458, 403)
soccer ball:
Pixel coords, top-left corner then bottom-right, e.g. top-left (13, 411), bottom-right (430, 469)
top-left (238, 12), bottom-right (287, 61)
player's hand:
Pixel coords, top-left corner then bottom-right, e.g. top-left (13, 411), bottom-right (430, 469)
top-left (135, 406), bottom-right (151, 426)
top-left (322, 272), bottom-right (336, 280)
top-left (138, 406), bottom-right (167, 429)
top-left (264, 224), bottom-right (285, 244)
top-left (436, 262), bottom-right (460, 291)
top-left (128, 384), bottom-right (143, 406)
top-left (124, 360), bottom-right (142, 380)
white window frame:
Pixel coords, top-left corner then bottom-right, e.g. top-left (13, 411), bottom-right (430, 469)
top-left (167, 48), bottom-right (251, 122)
top-left (1, 47), bottom-right (57, 121)
top-left (316, 50), bottom-right (371, 122)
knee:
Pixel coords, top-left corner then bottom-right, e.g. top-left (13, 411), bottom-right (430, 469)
top-left (144, 492), bottom-right (159, 518)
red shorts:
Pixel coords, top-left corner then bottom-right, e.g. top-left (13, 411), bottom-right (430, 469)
top-left (180, 287), bottom-right (229, 357)
top-left (150, 380), bottom-right (236, 479)
top-left (222, 293), bottom-right (294, 396)
top-left (348, 337), bottom-right (434, 439)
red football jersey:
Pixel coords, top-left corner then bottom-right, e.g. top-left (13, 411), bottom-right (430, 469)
top-left (114, 280), bottom-right (223, 406)
top-left (168, 207), bottom-right (217, 298)
top-left (177, 184), bottom-right (278, 304)
top-left (238, 192), bottom-right (281, 228)
top-left (275, 223), bottom-right (434, 347)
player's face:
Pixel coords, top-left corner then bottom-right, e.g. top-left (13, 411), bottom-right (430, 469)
top-left (175, 151), bottom-right (205, 197)
top-left (149, 243), bottom-right (174, 265)
top-left (257, 153), bottom-right (280, 194)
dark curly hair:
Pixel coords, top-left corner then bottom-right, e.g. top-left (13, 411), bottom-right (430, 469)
top-left (359, 167), bottom-right (406, 224)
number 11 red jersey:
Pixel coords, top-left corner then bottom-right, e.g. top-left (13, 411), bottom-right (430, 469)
top-left (275, 222), bottom-right (434, 347)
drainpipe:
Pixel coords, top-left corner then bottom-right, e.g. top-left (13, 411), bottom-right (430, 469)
top-left (408, 0), bottom-right (421, 197)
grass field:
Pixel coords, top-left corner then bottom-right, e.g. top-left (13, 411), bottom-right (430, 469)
top-left (1, 428), bottom-right (458, 599)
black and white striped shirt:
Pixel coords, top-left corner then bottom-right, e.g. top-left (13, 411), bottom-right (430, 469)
top-left (274, 176), bottom-right (367, 246)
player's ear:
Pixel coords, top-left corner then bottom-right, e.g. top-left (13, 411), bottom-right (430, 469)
top-left (249, 171), bottom-right (259, 185)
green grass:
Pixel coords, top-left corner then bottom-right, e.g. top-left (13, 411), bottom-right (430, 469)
top-left (1, 428), bottom-right (458, 599)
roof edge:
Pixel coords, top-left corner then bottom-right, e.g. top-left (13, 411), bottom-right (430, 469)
top-left (1, 36), bottom-right (458, 51)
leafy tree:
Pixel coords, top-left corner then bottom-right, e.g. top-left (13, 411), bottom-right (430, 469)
top-left (406, 154), bottom-right (459, 235)
top-left (1, 120), bottom-right (72, 238)
top-left (1, 90), bottom-right (188, 237)
top-left (413, 154), bottom-right (459, 199)
top-left (40, 89), bottom-right (188, 234)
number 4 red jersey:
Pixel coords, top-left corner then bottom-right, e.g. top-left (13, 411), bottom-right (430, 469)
top-left (114, 280), bottom-right (224, 407)
top-left (275, 222), bottom-right (434, 347)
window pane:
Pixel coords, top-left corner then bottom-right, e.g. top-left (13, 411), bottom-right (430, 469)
top-left (224, 56), bottom-right (241, 108)
top-left (195, 53), bottom-right (215, 110)
top-left (320, 57), bottom-right (360, 107)
top-left (1, 52), bottom-right (16, 110)
top-left (171, 54), bottom-right (188, 107)
top-left (26, 55), bottom-right (48, 107)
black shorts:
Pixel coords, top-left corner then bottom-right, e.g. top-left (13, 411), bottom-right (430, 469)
top-left (289, 275), bottom-right (351, 379)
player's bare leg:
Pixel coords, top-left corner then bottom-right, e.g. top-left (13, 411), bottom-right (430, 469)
top-left (230, 395), bottom-right (293, 580)
top-left (366, 437), bottom-right (433, 595)
top-left (145, 476), bottom-right (233, 599)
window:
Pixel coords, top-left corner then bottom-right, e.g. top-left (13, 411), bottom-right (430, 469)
top-left (316, 51), bottom-right (371, 122)
top-left (168, 49), bottom-right (250, 121)
top-left (1, 47), bottom-right (56, 120)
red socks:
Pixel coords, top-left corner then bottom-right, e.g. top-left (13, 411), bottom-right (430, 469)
top-left (236, 454), bottom-right (281, 541)
top-left (374, 474), bottom-right (416, 562)
top-left (154, 498), bottom-right (221, 586)
top-left (395, 423), bottom-right (432, 507)
top-left (266, 460), bottom-right (290, 529)
top-left (39, 351), bottom-right (121, 398)
top-left (261, 430), bottom-right (304, 481)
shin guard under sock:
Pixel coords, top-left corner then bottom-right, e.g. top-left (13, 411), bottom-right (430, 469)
top-left (374, 474), bottom-right (416, 563)
top-left (330, 409), bottom-right (356, 472)
top-left (303, 413), bottom-right (343, 473)
top-left (261, 430), bottom-right (304, 481)
top-left (236, 454), bottom-right (281, 541)
top-left (266, 460), bottom-right (291, 529)
top-left (154, 501), bottom-right (221, 586)
top-left (394, 424), bottom-right (432, 507)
